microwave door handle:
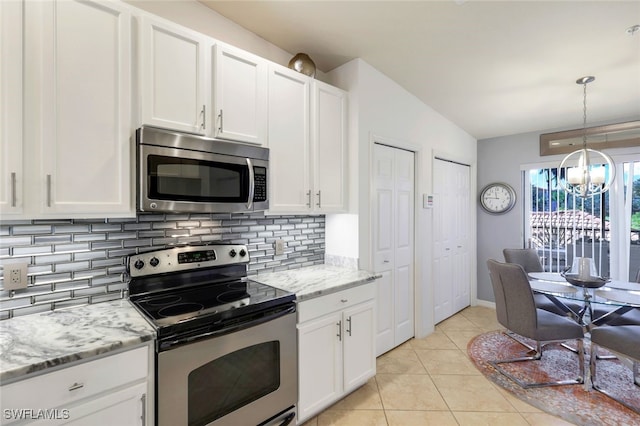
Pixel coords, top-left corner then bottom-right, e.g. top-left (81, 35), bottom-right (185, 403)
top-left (246, 158), bottom-right (255, 210)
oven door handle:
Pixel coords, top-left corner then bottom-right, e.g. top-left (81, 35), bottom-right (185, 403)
top-left (278, 412), bottom-right (295, 426)
top-left (161, 304), bottom-right (296, 350)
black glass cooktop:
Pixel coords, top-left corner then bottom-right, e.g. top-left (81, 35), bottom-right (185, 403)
top-left (129, 273), bottom-right (295, 338)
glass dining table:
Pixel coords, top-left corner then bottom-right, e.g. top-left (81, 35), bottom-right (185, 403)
top-left (528, 272), bottom-right (640, 328)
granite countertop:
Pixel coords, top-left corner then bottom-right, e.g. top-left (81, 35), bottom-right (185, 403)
top-left (0, 300), bottom-right (155, 384)
top-left (252, 264), bottom-right (381, 301)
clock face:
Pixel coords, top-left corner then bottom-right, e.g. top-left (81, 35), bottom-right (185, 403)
top-left (480, 183), bottom-right (516, 214)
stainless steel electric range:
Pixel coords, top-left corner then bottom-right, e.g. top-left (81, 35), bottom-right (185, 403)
top-left (127, 244), bottom-right (297, 426)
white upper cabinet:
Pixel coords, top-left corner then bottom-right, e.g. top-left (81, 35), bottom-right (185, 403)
top-left (140, 15), bottom-right (210, 135)
top-left (213, 44), bottom-right (267, 145)
top-left (311, 80), bottom-right (348, 213)
top-left (0, 1), bottom-right (23, 216)
top-left (267, 65), bottom-right (311, 212)
top-left (2, 0), bottom-right (134, 219)
top-left (267, 64), bottom-right (348, 214)
top-left (34, 0), bottom-right (133, 217)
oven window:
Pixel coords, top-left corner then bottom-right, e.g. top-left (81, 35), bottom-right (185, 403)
top-left (188, 341), bottom-right (280, 426)
top-left (148, 155), bottom-right (248, 202)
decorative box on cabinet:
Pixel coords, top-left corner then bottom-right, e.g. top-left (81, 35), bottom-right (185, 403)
top-left (296, 283), bottom-right (376, 423)
top-left (1, 0), bottom-right (134, 219)
top-left (139, 14), bottom-right (211, 135)
top-left (0, 345), bottom-right (152, 425)
top-left (213, 43), bottom-right (267, 146)
top-left (267, 64), bottom-right (348, 214)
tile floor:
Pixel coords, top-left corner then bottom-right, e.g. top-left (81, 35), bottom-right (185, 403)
top-left (300, 305), bottom-right (576, 426)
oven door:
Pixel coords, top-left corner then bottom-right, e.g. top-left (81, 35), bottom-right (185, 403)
top-left (139, 144), bottom-right (268, 214)
top-left (157, 310), bottom-right (297, 426)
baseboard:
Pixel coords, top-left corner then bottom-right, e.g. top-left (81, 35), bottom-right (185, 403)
top-left (474, 299), bottom-right (496, 310)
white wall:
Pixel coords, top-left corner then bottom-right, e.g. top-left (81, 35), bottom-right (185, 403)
top-left (327, 59), bottom-right (477, 337)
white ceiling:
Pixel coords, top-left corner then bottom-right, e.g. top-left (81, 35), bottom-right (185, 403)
top-left (199, 0), bottom-right (640, 140)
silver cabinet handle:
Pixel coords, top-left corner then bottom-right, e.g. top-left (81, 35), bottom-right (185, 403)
top-left (246, 158), bottom-right (255, 210)
top-left (46, 174), bottom-right (52, 207)
top-left (140, 393), bottom-right (146, 425)
top-left (340, 299), bottom-right (348, 303)
top-left (200, 105), bottom-right (206, 130)
top-left (316, 190), bottom-right (322, 208)
top-left (218, 109), bottom-right (223, 133)
top-left (68, 382), bottom-right (84, 391)
top-left (306, 190), bottom-right (311, 208)
top-left (383, 260), bottom-right (389, 263)
top-left (336, 320), bottom-right (342, 341)
top-left (10, 172), bottom-right (16, 207)
top-left (346, 316), bottom-right (352, 336)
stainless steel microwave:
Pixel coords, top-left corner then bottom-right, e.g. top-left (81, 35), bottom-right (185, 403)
top-left (137, 126), bottom-right (269, 214)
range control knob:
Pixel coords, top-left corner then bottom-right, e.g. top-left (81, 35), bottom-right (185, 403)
top-left (149, 257), bottom-right (160, 267)
top-left (229, 249), bottom-right (237, 258)
top-left (239, 249), bottom-right (247, 257)
top-left (134, 259), bottom-right (145, 270)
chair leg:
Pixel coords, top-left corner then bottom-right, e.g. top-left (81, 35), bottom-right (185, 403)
top-left (590, 342), bottom-right (640, 414)
top-left (503, 331), bottom-right (536, 353)
top-left (490, 338), bottom-right (584, 389)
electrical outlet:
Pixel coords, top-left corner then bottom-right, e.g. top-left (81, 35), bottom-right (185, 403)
top-left (4, 263), bottom-right (28, 290)
top-left (274, 239), bottom-right (285, 255)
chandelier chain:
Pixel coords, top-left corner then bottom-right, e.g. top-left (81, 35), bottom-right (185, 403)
top-left (582, 81), bottom-right (588, 149)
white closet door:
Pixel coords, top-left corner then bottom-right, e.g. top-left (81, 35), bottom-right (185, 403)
top-left (433, 158), bottom-right (471, 323)
top-left (373, 144), bottom-right (414, 356)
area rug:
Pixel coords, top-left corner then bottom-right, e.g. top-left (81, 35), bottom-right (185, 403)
top-left (468, 331), bottom-right (640, 426)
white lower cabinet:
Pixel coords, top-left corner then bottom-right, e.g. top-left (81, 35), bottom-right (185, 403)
top-left (296, 284), bottom-right (376, 423)
top-left (0, 345), bottom-right (152, 426)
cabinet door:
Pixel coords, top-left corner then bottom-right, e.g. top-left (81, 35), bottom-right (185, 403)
top-left (213, 44), bottom-right (267, 145)
top-left (267, 65), bottom-right (311, 213)
top-left (36, 0), bottom-right (132, 217)
top-left (0, 1), bottom-right (23, 215)
top-left (342, 300), bottom-right (376, 392)
top-left (297, 312), bottom-right (342, 422)
top-left (53, 383), bottom-right (146, 426)
top-left (140, 15), bottom-right (209, 135)
top-left (311, 81), bottom-right (348, 213)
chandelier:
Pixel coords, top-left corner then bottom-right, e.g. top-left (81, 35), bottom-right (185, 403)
top-left (558, 76), bottom-right (615, 198)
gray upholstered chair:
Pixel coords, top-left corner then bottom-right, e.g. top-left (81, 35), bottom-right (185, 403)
top-left (589, 325), bottom-right (640, 414)
top-left (502, 248), bottom-right (581, 318)
top-left (487, 259), bottom-right (585, 388)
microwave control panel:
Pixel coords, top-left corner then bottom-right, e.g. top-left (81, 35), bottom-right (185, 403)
top-left (254, 167), bottom-right (267, 202)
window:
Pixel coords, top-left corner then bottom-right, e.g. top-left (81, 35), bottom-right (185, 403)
top-left (525, 156), bottom-right (640, 280)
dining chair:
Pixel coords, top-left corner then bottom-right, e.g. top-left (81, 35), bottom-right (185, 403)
top-left (589, 325), bottom-right (640, 414)
top-left (502, 248), bottom-right (581, 318)
top-left (487, 259), bottom-right (585, 388)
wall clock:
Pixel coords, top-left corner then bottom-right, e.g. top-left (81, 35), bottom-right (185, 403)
top-left (479, 182), bottom-right (516, 214)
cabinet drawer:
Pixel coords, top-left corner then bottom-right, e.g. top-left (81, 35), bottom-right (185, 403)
top-left (1, 346), bottom-right (148, 416)
top-left (298, 283), bottom-right (375, 323)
